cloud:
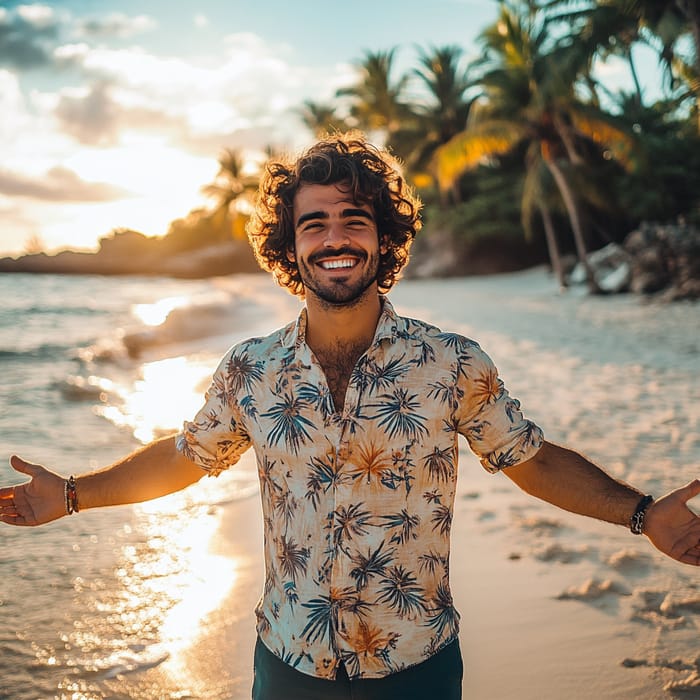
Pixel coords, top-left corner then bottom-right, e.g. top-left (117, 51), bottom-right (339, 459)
top-left (0, 4), bottom-right (60, 69)
top-left (0, 7), bottom-right (157, 72)
top-left (0, 165), bottom-right (131, 202)
top-left (53, 80), bottom-right (124, 146)
top-left (75, 13), bottom-right (157, 39)
top-left (48, 33), bottom-right (354, 154)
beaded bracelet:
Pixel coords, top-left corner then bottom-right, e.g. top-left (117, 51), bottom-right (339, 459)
top-left (65, 476), bottom-right (79, 515)
top-left (630, 494), bottom-right (653, 535)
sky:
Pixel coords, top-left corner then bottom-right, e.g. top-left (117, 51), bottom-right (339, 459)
top-left (0, 0), bottom-right (650, 257)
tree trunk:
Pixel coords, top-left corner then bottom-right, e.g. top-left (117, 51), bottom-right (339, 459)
top-left (539, 204), bottom-right (567, 289)
top-left (676, 0), bottom-right (700, 132)
top-left (626, 46), bottom-right (645, 107)
top-left (544, 157), bottom-right (602, 293)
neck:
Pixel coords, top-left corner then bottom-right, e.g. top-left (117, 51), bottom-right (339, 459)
top-left (304, 287), bottom-right (382, 356)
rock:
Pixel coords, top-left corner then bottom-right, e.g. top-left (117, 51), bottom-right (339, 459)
top-left (569, 242), bottom-right (632, 292)
top-left (568, 221), bottom-right (700, 300)
top-left (624, 221), bottom-right (700, 300)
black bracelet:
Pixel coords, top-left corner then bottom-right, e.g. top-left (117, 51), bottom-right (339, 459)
top-left (630, 494), bottom-right (653, 535)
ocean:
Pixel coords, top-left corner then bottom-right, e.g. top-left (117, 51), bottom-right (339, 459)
top-left (0, 272), bottom-right (301, 700)
top-left (0, 269), bottom-right (698, 699)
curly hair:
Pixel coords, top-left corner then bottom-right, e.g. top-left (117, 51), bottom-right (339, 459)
top-left (247, 131), bottom-right (422, 297)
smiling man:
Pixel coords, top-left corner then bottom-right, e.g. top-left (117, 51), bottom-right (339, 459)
top-left (2, 132), bottom-right (700, 700)
top-left (292, 185), bottom-right (381, 305)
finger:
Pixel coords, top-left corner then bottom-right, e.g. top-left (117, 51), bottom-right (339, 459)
top-left (676, 531), bottom-right (700, 560)
top-left (0, 513), bottom-right (28, 526)
top-left (677, 479), bottom-right (700, 504)
top-left (9, 455), bottom-right (44, 479)
top-left (678, 550), bottom-right (700, 566)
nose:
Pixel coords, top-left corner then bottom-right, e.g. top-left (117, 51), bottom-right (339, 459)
top-left (323, 222), bottom-right (350, 248)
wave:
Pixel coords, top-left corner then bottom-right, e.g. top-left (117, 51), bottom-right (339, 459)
top-left (75, 644), bottom-right (171, 680)
top-left (0, 343), bottom-right (72, 361)
top-left (3, 304), bottom-right (103, 317)
top-left (55, 374), bottom-right (115, 402)
top-left (121, 293), bottom-right (256, 358)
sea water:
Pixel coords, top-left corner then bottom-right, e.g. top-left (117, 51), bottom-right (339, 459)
top-left (0, 270), bottom-right (698, 699)
top-left (0, 272), bottom-right (299, 699)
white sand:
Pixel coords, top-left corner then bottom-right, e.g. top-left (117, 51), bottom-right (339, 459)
top-left (130, 267), bottom-right (700, 698)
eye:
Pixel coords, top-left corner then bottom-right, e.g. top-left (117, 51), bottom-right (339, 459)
top-left (299, 221), bottom-right (324, 233)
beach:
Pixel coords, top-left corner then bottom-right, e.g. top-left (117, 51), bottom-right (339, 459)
top-left (1, 268), bottom-right (699, 699)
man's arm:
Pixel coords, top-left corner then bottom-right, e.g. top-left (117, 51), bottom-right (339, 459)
top-left (504, 440), bottom-right (700, 566)
top-left (0, 435), bottom-right (204, 527)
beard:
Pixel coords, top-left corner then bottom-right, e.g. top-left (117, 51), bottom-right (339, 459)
top-left (298, 246), bottom-right (380, 308)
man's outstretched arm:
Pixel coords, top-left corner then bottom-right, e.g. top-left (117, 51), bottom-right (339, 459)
top-left (0, 435), bottom-right (204, 527)
top-left (504, 440), bottom-right (700, 566)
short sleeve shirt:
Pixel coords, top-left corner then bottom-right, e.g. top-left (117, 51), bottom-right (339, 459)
top-left (177, 298), bottom-right (543, 679)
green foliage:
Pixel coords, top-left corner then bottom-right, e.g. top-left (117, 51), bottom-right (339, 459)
top-left (163, 0), bottom-right (700, 269)
top-left (611, 105), bottom-right (700, 224)
top-left (425, 167), bottom-right (526, 243)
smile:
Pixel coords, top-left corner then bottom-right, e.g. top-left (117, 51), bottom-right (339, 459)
top-left (319, 258), bottom-right (357, 270)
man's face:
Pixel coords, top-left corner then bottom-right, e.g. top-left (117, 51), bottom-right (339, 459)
top-left (290, 183), bottom-right (385, 307)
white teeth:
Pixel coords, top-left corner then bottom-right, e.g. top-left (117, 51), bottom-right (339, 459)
top-left (320, 259), bottom-right (355, 269)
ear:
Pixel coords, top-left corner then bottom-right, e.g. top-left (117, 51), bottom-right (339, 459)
top-left (286, 247), bottom-right (296, 262)
top-left (379, 235), bottom-right (388, 255)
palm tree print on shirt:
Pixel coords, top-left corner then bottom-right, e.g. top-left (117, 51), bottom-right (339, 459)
top-left (178, 300), bottom-right (544, 679)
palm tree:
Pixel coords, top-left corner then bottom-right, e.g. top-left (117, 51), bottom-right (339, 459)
top-left (371, 388), bottom-right (428, 441)
top-left (435, 0), bottom-right (640, 291)
top-left (201, 147), bottom-right (259, 239)
top-left (297, 100), bottom-right (345, 138)
top-left (349, 542), bottom-right (395, 591)
top-left (376, 565), bottom-right (427, 619)
top-left (260, 393), bottom-right (316, 454)
top-left (301, 587), bottom-right (368, 646)
top-left (379, 509), bottom-right (421, 546)
top-left (543, 0), bottom-right (700, 129)
top-left (402, 45), bottom-right (478, 178)
top-left (336, 49), bottom-right (413, 150)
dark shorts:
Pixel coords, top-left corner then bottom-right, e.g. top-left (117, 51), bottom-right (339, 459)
top-left (252, 637), bottom-right (463, 700)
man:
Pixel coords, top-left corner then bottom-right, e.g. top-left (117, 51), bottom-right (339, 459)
top-left (2, 132), bottom-right (699, 700)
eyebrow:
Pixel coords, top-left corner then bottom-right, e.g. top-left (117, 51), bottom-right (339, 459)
top-left (296, 208), bottom-right (374, 228)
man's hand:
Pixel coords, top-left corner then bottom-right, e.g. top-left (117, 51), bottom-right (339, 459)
top-left (644, 480), bottom-right (700, 566)
top-left (0, 456), bottom-right (66, 526)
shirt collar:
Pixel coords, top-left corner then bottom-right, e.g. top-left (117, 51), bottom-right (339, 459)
top-left (283, 296), bottom-right (402, 351)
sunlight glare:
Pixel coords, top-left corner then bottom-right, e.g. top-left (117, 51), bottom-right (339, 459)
top-left (132, 296), bottom-right (189, 326)
top-left (96, 356), bottom-right (212, 443)
top-left (133, 494), bottom-right (241, 685)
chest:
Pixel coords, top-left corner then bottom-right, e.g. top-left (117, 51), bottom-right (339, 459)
top-left (313, 345), bottom-right (364, 412)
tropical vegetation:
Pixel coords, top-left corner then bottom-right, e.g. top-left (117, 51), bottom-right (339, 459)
top-left (172, 0), bottom-right (700, 283)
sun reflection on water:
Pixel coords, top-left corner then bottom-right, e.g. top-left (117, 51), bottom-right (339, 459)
top-left (132, 296), bottom-right (190, 326)
top-left (96, 355), bottom-right (213, 443)
top-left (116, 491), bottom-right (240, 689)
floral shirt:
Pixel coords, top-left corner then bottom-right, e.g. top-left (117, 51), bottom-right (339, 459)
top-left (177, 298), bottom-right (543, 680)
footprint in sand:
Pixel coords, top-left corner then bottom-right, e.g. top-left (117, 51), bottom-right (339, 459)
top-left (605, 548), bottom-right (652, 576)
top-left (664, 669), bottom-right (700, 693)
top-left (534, 542), bottom-right (593, 564)
top-left (556, 577), bottom-right (630, 601)
top-left (628, 588), bottom-right (690, 628)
